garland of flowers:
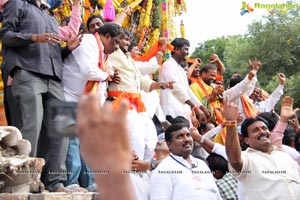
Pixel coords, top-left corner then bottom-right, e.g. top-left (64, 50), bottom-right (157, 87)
top-left (167, 0), bottom-right (176, 40)
top-left (180, 20), bottom-right (185, 38)
top-left (161, 0), bottom-right (168, 39)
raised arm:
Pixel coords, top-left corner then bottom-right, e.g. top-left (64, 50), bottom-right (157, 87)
top-left (77, 95), bottom-right (136, 200)
top-left (209, 54), bottom-right (225, 74)
top-left (272, 96), bottom-right (299, 149)
top-left (223, 98), bottom-right (243, 172)
top-left (58, 0), bottom-right (82, 41)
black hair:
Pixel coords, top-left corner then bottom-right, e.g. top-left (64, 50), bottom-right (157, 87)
top-left (171, 116), bottom-right (190, 128)
top-left (256, 112), bottom-right (279, 132)
top-left (206, 153), bottom-right (228, 175)
top-left (170, 38), bottom-right (190, 55)
top-left (199, 64), bottom-right (217, 74)
top-left (165, 123), bottom-right (189, 142)
top-left (87, 15), bottom-right (106, 31)
top-left (97, 22), bottom-right (123, 38)
top-left (128, 41), bottom-right (137, 52)
top-left (295, 132), bottom-right (300, 152)
top-left (229, 75), bottom-right (243, 88)
top-left (241, 117), bottom-right (268, 138)
top-left (283, 127), bottom-right (296, 147)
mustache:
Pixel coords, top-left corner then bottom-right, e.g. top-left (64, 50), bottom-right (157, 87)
top-left (257, 133), bottom-right (270, 140)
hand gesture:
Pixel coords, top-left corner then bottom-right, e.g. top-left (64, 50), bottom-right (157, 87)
top-left (158, 37), bottom-right (168, 50)
top-left (278, 73), bottom-right (286, 85)
top-left (248, 58), bottom-right (261, 71)
top-left (190, 126), bottom-right (202, 143)
top-left (111, 69), bottom-right (121, 84)
top-left (77, 95), bottom-right (131, 173)
top-left (221, 97), bottom-right (239, 121)
top-left (209, 54), bottom-right (219, 63)
top-left (289, 114), bottom-right (300, 132)
top-left (280, 96), bottom-right (299, 123)
top-left (212, 84), bottom-right (224, 95)
top-left (67, 33), bottom-right (83, 51)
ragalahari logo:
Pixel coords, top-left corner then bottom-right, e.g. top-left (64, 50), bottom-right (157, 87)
top-left (241, 2), bottom-right (299, 15)
top-left (240, 2), bottom-right (254, 15)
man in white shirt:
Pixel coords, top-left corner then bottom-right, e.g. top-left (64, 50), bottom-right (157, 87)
top-left (249, 73), bottom-right (285, 113)
top-left (62, 22), bottom-right (124, 191)
top-left (223, 97), bottom-right (300, 200)
top-left (159, 38), bottom-right (210, 124)
top-left (108, 28), bottom-right (173, 200)
top-left (150, 123), bottom-right (222, 200)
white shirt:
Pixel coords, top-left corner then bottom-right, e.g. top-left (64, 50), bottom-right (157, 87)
top-left (150, 154), bottom-right (222, 200)
top-left (253, 84), bottom-right (284, 112)
top-left (159, 57), bottom-right (202, 119)
top-left (229, 147), bottom-right (300, 200)
top-left (62, 34), bottom-right (109, 104)
top-left (223, 75), bottom-right (257, 123)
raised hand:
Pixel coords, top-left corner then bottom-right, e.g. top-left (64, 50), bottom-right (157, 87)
top-left (280, 96), bottom-right (299, 123)
top-left (278, 73), bottom-right (286, 85)
top-left (77, 95), bottom-right (131, 173)
top-left (248, 58), bottom-right (261, 71)
top-left (221, 97), bottom-right (239, 121)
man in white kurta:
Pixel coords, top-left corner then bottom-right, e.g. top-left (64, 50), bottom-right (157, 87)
top-left (108, 30), bottom-right (172, 200)
top-left (159, 38), bottom-right (209, 124)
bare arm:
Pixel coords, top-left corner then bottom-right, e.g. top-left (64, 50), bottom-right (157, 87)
top-left (209, 54), bottom-right (225, 74)
top-left (222, 98), bottom-right (243, 172)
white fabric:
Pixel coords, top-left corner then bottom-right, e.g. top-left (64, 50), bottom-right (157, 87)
top-left (282, 145), bottom-right (300, 166)
top-left (254, 84), bottom-right (284, 112)
top-left (229, 147), bottom-right (300, 200)
top-left (135, 56), bottom-right (159, 76)
top-left (212, 143), bottom-right (227, 160)
top-left (203, 124), bottom-right (223, 140)
top-left (62, 34), bottom-right (109, 105)
top-left (159, 57), bottom-right (202, 119)
top-left (131, 173), bottom-right (150, 200)
top-left (150, 154), bottom-right (222, 200)
top-left (223, 75), bottom-right (257, 123)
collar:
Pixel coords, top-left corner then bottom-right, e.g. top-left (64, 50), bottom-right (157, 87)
top-left (170, 153), bottom-right (198, 168)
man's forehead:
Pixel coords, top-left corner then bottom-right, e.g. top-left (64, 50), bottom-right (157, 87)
top-left (173, 127), bottom-right (189, 134)
top-left (248, 121), bottom-right (268, 130)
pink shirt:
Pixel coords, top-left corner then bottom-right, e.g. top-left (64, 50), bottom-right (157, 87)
top-left (271, 120), bottom-right (287, 150)
top-left (0, 0), bottom-right (9, 12)
top-left (58, 5), bottom-right (82, 41)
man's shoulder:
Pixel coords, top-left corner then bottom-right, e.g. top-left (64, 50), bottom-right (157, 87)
top-left (5, 0), bottom-right (25, 9)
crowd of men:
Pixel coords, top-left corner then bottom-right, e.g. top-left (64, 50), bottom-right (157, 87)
top-left (0, 0), bottom-right (299, 199)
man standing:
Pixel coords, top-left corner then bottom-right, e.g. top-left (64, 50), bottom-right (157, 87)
top-left (150, 123), bottom-right (222, 200)
top-left (62, 23), bottom-right (123, 191)
top-left (159, 38), bottom-right (210, 125)
top-left (0, 0), bottom-right (68, 192)
top-left (108, 28), bottom-right (173, 199)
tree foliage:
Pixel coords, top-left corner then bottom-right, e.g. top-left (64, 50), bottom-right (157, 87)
top-left (191, 3), bottom-right (300, 104)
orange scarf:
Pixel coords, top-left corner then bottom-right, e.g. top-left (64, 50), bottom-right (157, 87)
top-left (241, 95), bottom-right (259, 118)
top-left (84, 32), bottom-right (108, 94)
top-left (194, 77), bottom-right (226, 144)
top-left (132, 41), bottom-right (173, 62)
top-left (108, 91), bottom-right (146, 113)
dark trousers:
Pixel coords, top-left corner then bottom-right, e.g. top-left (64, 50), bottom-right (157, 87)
top-left (11, 68), bottom-right (68, 191)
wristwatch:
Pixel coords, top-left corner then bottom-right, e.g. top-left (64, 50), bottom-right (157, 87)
top-left (159, 83), bottom-right (165, 90)
top-left (150, 157), bottom-right (157, 170)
